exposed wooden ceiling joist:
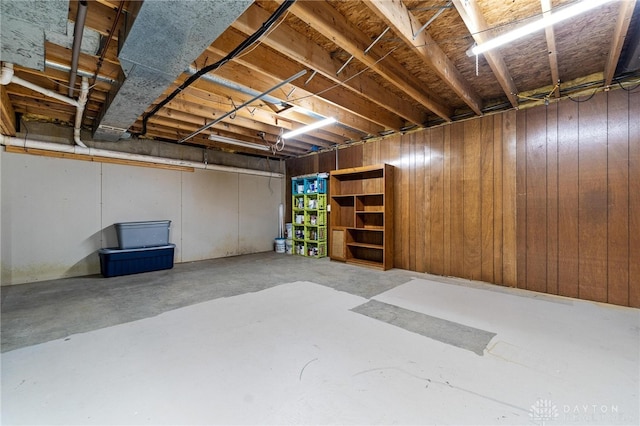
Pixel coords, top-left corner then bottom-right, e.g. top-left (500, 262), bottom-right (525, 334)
top-left (452, 0), bottom-right (520, 107)
top-left (286, 0), bottom-right (453, 121)
top-left (540, 0), bottom-right (561, 97)
top-left (365, 0), bottom-right (483, 116)
top-left (231, 3), bottom-right (428, 127)
top-left (1, 0), bottom-right (637, 160)
top-left (604, 0), bottom-right (637, 86)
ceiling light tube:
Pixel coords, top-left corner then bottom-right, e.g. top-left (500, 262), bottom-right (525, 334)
top-left (209, 134), bottom-right (270, 151)
top-left (471, 0), bottom-right (612, 55)
top-left (282, 117), bottom-right (337, 139)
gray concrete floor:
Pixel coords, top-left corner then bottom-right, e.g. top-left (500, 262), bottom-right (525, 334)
top-left (1, 252), bottom-right (418, 353)
top-left (1, 252), bottom-right (639, 425)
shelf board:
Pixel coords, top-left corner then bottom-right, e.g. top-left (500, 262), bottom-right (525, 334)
top-left (348, 226), bottom-right (384, 231)
top-left (346, 242), bottom-right (383, 250)
top-left (346, 258), bottom-right (385, 270)
top-left (355, 210), bottom-right (384, 214)
top-left (331, 193), bottom-right (384, 198)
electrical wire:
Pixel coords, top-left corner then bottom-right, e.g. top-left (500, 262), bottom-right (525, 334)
top-left (138, 0), bottom-right (297, 136)
top-left (616, 79), bottom-right (640, 92)
top-left (284, 46), bottom-right (400, 105)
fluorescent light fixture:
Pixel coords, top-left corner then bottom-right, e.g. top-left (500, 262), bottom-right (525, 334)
top-left (471, 0), bottom-right (612, 55)
top-left (209, 134), bottom-right (270, 151)
top-left (282, 117), bottom-right (336, 139)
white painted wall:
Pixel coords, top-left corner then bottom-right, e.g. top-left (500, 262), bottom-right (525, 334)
top-left (0, 151), bottom-right (284, 285)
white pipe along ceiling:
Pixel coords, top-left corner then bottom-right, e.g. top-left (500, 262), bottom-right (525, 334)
top-left (1, 63), bottom-right (89, 148)
top-left (0, 135), bottom-right (283, 178)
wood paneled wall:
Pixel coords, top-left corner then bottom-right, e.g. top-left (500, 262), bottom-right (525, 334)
top-left (287, 111), bottom-right (518, 286)
top-left (286, 88), bottom-right (639, 307)
top-left (517, 88), bottom-right (639, 307)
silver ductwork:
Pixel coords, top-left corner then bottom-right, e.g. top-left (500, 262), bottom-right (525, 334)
top-left (93, 0), bottom-right (253, 142)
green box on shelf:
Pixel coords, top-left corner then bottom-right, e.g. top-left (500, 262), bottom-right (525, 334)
top-left (294, 241), bottom-right (306, 256)
top-left (304, 241), bottom-right (326, 258)
top-left (292, 194), bottom-right (305, 210)
top-left (306, 225), bottom-right (326, 241)
top-left (293, 224), bottom-right (305, 241)
top-left (305, 210), bottom-right (326, 226)
top-left (305, 193), bottom-right (326, 210)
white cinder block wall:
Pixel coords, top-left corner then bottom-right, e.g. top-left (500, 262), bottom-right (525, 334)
top-left (0, 151), bottom-right (283, 285)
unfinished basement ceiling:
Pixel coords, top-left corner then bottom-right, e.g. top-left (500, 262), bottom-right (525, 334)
top-left (1, 0), bottom-right (639, 159)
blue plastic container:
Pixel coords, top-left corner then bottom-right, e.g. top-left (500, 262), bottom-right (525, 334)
top-left (99, 244), bottom-right (176, 277)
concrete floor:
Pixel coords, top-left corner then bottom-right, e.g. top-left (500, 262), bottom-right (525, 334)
top-left (1, 252), bottom-right (639, 425)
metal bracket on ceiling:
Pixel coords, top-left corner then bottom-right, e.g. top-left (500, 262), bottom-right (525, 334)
top-left (304, 70), bottom-right (317, 86)
top-left (265, 101), bottom-right (294, 114)
top-left (412, 1), bottom-right (452, 40)
top-left (337, 26), bottom-right (391, 75)
top-left (336, 55), bottom-right (354, 76)
top-left (229, 98), bottom-right (237, 119)
top-left (364, 27), bottom-right (390, 55)
top-left (178, 69), bottom-right (307, 144)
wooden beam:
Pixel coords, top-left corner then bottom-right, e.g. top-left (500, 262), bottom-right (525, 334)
top-left (4, 146), bottom-right (196, 172)
top-left (366, 0), bottom-right (483, 115)
top-left (205, 42), bottom-right (390, 135)
top-left (232, 4), bottom-right (429, 126)
top-left (453, 0), bottom-right (520, 106)
top-left (1, 84), bottom-right (17, 136)
top-left (288, 0), bottom-right (453, 121)
top-left (208, 30), bottom-right (404, 131)
top-left (164, 78), bottom-right (354, 145)
top-left (540, 0), bottom-right (560, 97)
top-left (604, 0), bottom-right (636, 86)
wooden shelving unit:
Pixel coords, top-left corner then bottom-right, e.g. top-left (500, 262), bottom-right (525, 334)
top-left (329, 164), bottom-right (394, 270)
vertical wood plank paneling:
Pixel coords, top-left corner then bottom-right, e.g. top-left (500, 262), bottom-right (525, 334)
top-left (400, 135), bottom-right (411, 270)
top-left (318, 150), bottom-right (336, 173)
top-left (362, 139), bottom-right (375, 167)
top-left (443, 125), bottom-right (452, 276)
top-left (379, 138), bottom-right (390, 166)
top-left (578, 93), bottom-right (608, 302)
top-left (287, 89), bottom-right (634, 307)
top-left (415, 131), bottom-right (427, 272)
top-left (431, 126), bottom-right (445, 275)
top-left (502, 110), bottom-right (518, 287)
top-left (493, 114), bottom-right (504, 285)
top-left (607, 89), bottom-right (629, 306)
top-left (463, 119), bottom-right (482, 280)
top-left (628, 90), bottom-right (639, 308)
top-left (390, 136), bottom-right (404, 269)
top-left (557, 99), bottom-right (580, 298)
top-left (481, 116), bottom-right (495, 283)
top-left (546, 102), bottom-right (559, 295)
top-left (450, 122), bottom-right (465, 278)
top-left (424, 131), bottom-right (433, 273)
top-left (372, 138), bottom-right (381, 165)
top-left (408, 133), bottom-right (418, 271)
top-left (525, 106), bottom-right (548, 293)
top-left (516, 110), bottom-right (528, 289)
top-left (338, 144), bottom-right (363, 169)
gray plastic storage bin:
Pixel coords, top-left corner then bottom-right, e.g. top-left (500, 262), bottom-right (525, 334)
top-left (115, 220), bottom-right (171, 249)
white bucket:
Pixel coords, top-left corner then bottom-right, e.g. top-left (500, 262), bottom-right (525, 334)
top-left (285, 239), bottom-right (293, 254)
top-left (285, 223), bottom-right (293, 239)
top-left (275, 238), bottom-right (286, 253)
